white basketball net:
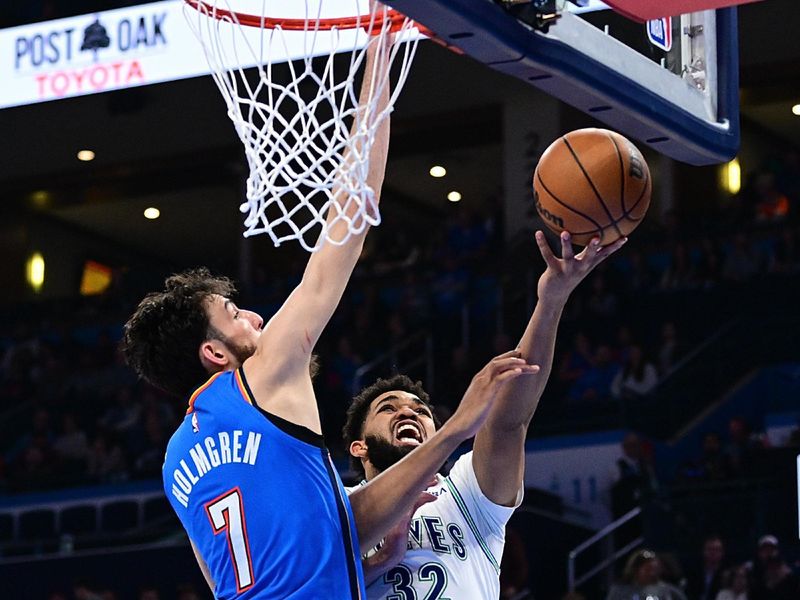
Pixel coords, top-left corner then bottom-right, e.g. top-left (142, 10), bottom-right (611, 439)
top-left (183, 1), bottom-right (420, 251)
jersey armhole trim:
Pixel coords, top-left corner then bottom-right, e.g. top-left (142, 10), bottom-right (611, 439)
top-left (236, 367), bottom-right (326, 448)
top-left (444, 476), bottom-right (501, 574)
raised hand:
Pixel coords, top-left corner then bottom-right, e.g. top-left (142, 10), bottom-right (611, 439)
top-left (447, 350), bottom-right (540, 440)
top-left (535, 230), bottom-right (627, 305)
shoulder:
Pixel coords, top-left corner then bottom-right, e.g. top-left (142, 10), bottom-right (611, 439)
top-left (444, 451), bottom-right (520, 527)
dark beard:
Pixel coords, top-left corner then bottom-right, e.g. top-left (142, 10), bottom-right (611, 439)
top-left (364, 434), bottom-right (417, 473)
top-left (223, 339), bottom-right (256, 366)
top-left (222, 336), bottom-right (319, 378)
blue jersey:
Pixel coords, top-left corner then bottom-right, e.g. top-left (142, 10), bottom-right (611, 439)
top-left (163, 368), bottom-right (365, 599)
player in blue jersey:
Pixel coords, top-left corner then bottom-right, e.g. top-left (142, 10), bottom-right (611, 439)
top-left (344, 231), bottom-right (627, 599)
top-left (121, 32), bottom-right (541, 599)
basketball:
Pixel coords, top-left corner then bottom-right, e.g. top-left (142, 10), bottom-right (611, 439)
top-left (533, 128), bottom-right (651, 246)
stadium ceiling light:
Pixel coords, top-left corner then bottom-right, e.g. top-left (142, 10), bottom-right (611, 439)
top-left (792, 104), bottom-right (800, 116)
top-left (26, 252), bottom-right (45, 293)
top-left (447, 191), bottom-right (462, 202)
top-left (429, 165), bottom-right (447, 178)
top-left (721, 158), bottom-right (741, 195)
top-left (77, 149), bottom-right (95, 162)
top-left (144, 207), bottom-right (161, 220)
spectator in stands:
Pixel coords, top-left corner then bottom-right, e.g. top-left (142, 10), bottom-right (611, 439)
top-left (661, 243), bottom-right (697, 290)
top-left (621, 249), bottom-right (655, 293)
top-left (686, 535), bottom-right (728, 600)
top-left (749, 535), bottom-right (800, 600)
top-left (176, 583), bottom-right (202, 600)
top-left (752, 171), bottom-right (790, 224)
top-left (567, 345), bottom-right (619, 403)
top-left (609, 432), bottom-right (658, 547)
top-left (557, 332), bottom-right (594, 388)
top-left (611, 344), bottom-right (659, 400)
top-left (609, 325), bottom-right (635, 366)
top-left (722, 234), bottom-right (759, 283)
top-left (586, 274), bottom-right (618, 319)
top-left (132, 410), bottom-right (168, 479)
top-left (725, 417), bottom-right (766, 478)
top-left (658, 321), bottom-right (685, 376)
top-left (138, 586), bottom-right (161, 600)
top-left (703, 432), bottom-right (732, 481)
top-left (327, 335), bottom-right (363, 395)
top-left (716, 564), bottom-right (752, 600)
top-left (86, 431), bottom-right (127, 483)
top-left (99, 386), bottom-right (141, 435)
top-left (697, 238), bottom-right (723, 288)
top-left (606, 549), bottom-right (687, 600)
top-left (73, 580), bottom-right (104, 600)
top-left (770, 228), bottom-right (798, 274)
top-left (445, 208), bottom-right (489, 264)
top-left (677, 432), bottom-right (731, 483)
top-left (52, 412), bottom-right (90, 476)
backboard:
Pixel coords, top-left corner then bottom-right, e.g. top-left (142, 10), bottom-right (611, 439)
top-left (390, 0), bottom-right (740, 165)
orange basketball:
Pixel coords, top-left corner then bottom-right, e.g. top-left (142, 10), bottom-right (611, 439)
top-left (533, 128), bottom-right (651, 246)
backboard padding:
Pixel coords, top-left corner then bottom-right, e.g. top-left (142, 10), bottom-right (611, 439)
top-left (391, 0), bottom-right (739, 165)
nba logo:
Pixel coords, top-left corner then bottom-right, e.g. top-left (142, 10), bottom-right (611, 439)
top-left (647, 17), bottom-right (672, 52)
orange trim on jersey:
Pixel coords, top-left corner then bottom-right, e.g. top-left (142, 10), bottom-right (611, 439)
top-left (234, 368), bottom-right (254, 406)
top-left (186, 371), bottom-right (225, 414)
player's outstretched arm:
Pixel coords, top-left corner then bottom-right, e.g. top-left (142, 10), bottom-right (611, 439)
top-left (361, 491), bottom-right (436, 585)
top-left (472, 231), bottom-right (627, 506)
top-left (243, 32), bottom-right (393, 428)
top-left (349, 351), bottom-right (539, 552)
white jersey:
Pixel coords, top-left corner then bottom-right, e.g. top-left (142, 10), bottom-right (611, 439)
top-left (348, 451), bottom-right (523, 600)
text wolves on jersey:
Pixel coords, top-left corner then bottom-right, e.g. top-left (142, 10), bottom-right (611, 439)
top-left (169, 429), bottom-right (262, 508)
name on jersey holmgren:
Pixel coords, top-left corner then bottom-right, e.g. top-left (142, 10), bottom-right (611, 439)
top-left (169, 430), bottom-right (262, 507)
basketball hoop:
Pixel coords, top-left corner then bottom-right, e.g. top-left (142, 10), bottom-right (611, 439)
top-left (183, 1), bottom-right (421, 251)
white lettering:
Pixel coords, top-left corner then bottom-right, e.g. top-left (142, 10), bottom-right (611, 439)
top-left (180, 459), bottom-right (199, 485)
top-left (242, 432), bottom-right (261, 465)
top-left (171, 484), bottom-right (189, 508)
top-left (232, 431), bottom-right (243, 463)
top-left (205, 437), bottom-right (221, 467)
top-left (190, 444), bottom-right (212, 477)
top-left (219, 432), bottom-right (231, 463)
top-left (174, 469), bottom-right (191, 494)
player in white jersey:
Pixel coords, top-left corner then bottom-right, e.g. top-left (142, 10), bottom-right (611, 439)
top-left (344, 230), bottom-right (627, 599)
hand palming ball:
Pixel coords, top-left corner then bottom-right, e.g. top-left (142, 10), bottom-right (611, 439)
top-left (533, 128), bottom-right (651, 246)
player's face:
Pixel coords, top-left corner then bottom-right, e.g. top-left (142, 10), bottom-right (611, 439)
top-left (363, 391), bottom-right (437, 449)
top-left (205, 294), bottom-right (263, 365)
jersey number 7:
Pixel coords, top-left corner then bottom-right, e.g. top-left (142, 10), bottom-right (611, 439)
top-left (205, 487), bottom-right (255, 592)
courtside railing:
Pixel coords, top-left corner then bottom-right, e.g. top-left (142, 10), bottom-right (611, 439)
top-left (567, 506), bottom-right (643, 592)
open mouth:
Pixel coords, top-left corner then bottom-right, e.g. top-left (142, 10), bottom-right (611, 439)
top-left (394, 420), bottom-right (423, 446)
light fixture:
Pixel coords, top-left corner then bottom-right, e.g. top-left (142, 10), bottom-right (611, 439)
top-left (447, 191), bottom-right (462, 202)
top-left (792, 104), bottom-right (800, 116)
top-left (721, 158), bottom-right (741, 195)
top-left (143, 207), bottom-right (161, 220)
top-left (26, 252), bottom-right (45, 293)
top-left (77, 149), bottom-right (95, 162)
top-left (30, 190), bottom-right (50, 208)
top-left (429, 165), bottom-right (447, 178)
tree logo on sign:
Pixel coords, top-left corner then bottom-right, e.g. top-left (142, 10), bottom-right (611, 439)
top-left (81, 17), bottom-right (111, 62)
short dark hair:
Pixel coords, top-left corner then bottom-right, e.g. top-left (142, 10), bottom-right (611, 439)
top-left (121, 268), bottom-right (236, 398)
top-left (342, 374), bottom-right (439, 477)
